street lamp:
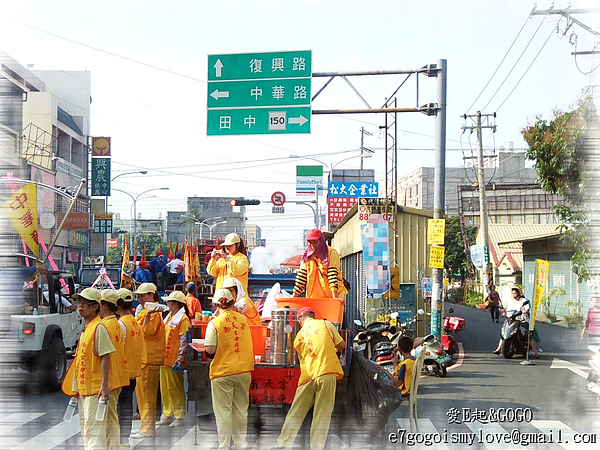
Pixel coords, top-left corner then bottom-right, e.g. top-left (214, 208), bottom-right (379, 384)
top-left (113, 187), bottom-right (169, 242)
top-left (181, 216), bottom-right (228, 240)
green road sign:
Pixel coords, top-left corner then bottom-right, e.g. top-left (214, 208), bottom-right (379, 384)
top-left (207, 107), bottom-right (311, 136)
top-left (207, 78), bottom-right (311, 108)
top-left (207, 50), bottom-right (312, 135)
top-left (208, 50), bottom-right (311, 81)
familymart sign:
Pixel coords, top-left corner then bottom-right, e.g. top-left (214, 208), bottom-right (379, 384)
top-left (296, 165), bottom-right (323, 196)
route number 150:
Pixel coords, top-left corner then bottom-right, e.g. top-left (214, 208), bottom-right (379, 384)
top-left (269, 111), bottom-right (287, 131)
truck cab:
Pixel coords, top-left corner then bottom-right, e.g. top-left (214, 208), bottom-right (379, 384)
top-left (6, 267), bottom-right (84, 391)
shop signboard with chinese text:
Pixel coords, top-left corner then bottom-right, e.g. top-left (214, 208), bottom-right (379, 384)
top-left (429, 246), bottom-right (445, 269)
top-left (427, 218), bottom-right (446, 245)
top-left (91, 157), bottom-right (111, 196)
top-left (357, 198), bottom-right (394, 223)
top-left (57, 212), bottom-right (90, 230)
top-left (93, 213), bottom-right (113, 234)
top-left (207, 50), bottom-right (312, 135)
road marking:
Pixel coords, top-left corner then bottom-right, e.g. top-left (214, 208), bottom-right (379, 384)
top-left (12, 413), bottom-right (81, 450)
top-left (170, 427), bottom-right (215, 449)
top-left (396, 418), bottom-right (449, 449)
top-left (0, 413), bottom-right (44, 435)
top-left (447, 342), bottom-right (465, 372)
top-left (531, 420), bottom-right (597, 450)
top-left (550, 358), bottom-right (590, 379)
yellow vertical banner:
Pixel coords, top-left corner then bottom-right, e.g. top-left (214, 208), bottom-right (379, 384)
top-left (427, 219), bottom-right (446, 245)
top-left (531, 259), bottom-right (550, 330)
top-left (121, 237), bottom-right (132, 289)
top-left (2, 182), bottom-right (39, 257)
top-left (429, 246), bottom-right (445, 269)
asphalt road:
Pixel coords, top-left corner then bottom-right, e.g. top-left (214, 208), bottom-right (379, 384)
top-left (2, 303), bottom-right (600, 449)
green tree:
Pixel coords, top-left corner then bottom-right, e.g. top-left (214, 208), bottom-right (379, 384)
top-left (522, 99), bottom-right (596, 282)
top-left (444, 216), bottom-right (476, 282)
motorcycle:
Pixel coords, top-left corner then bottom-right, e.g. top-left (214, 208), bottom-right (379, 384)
top-left (393, 309), bottom-right (451, 377)
top-left (441, 308), bottom-right (465, 356)
top-left (413, 333), bottom-right (451, 377)
top-left (500, 308), bottom-right (529, 359)
top-left (586, 345), bottom-right (600, 405)
top-left (353, 319), bottom-right (397, 374)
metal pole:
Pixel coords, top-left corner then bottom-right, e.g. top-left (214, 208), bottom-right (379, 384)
top-left (430, 59), bottom-right (447, 337)
top-left (476, 110), bottom-right (492, 293)
top-left (41, 178), bottom-right (86, 265)
top-left (133, 198), bottom-right (137, 250)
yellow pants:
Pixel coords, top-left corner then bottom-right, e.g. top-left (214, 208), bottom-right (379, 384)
top-left (160, 366), bottom-right (186, 419)
top-left (79, 395), bottom-right (107, 450)
top-left (277, 374), bottom-right (337, 450)
top-left (106, 387), bottom-right (121, 449)
top-left (211, 372), bottom-right (251, 450)
top-left (136, 364), bottom-right (160, 434)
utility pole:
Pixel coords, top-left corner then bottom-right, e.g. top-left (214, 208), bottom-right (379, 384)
top-left (462, 111), bottom-right (497, 295)
top-left (360, 127), bottom-right (373, 169)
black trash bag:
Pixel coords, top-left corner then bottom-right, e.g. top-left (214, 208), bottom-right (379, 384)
top-left (346, 349), bottom-right (403, 434)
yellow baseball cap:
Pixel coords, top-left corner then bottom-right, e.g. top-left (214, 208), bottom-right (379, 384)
top-left (72, 287), bottom-right (101, 303)
top-left (162, 291), bottom-right (186, 304)
top-left (100, 289), bottom-right (118, 305)
top-left (116, 288), bottom-right (133, 301)
top-left (132, 283), bottom-right (157, 295)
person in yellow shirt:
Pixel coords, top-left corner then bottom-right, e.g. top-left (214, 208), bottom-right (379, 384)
top-left (293, 229), bottom-right (347, 299)
top-left (275, 307), bottom-right (346, 450)
top-left (207, 233), bottom-right (250, 294)
top-left (157, 291), bottom-right (190, 427)
top-left (380, 335), bottom-right (415, 396)
top-left (116, 288), bottom-right (143, 444)
top-left (61, 288), bottom-right (116, 450)
top-left (204, 288), bottom-right (254, 450)
top-left (222, 277), bottom-right (262, 326)
top-left (131, 283), bottom-right (165, 439)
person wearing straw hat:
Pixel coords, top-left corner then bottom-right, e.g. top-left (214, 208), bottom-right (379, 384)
top-left (131, 283), bottom-right (165, 439)
top-left (275, 306), bottom-right (346, 450)
top-left (115, 288), bottom-right (143, 445)
top-left (207, 233), bottom-right (250, 295)
top-left (204, 288), bottom-right (254, 450)
top-left (221, 277), bottom-right (261, 326)
top-left (157, 291), bottom-right (190, 427)
top-left (61, 288), bottom-right (116, 450)
top-left (99, 289), bottom-right (129, 449)
top-left (293, 228), bottom-right (347, 300)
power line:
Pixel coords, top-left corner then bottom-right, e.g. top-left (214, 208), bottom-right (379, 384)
top-left (466, 14), bottom-right (531, 114)
top-left (4, 17), bottom-right (206, 83)
top-left (495, 25), bottom-right (556, 112)
top-left (482, 14), bottom-right (550, 111)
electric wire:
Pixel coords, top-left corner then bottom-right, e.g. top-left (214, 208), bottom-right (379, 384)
top-left (466, 14), bottom-right (531, 114)
top-left (481, 14), bottom-right (549, 112)
top-left (495, 25), bottom-right (557, 112)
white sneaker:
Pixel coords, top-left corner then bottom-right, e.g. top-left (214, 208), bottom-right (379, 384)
top-left (130, 430), bottom-right (154, 439)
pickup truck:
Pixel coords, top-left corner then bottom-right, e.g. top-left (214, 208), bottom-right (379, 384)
top-left (6, 267), bottom-right (84, 392)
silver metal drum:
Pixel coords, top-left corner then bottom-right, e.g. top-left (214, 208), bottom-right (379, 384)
top-left (270, 307), bottom-right (299, 365)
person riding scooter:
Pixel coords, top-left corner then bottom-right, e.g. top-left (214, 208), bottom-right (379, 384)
top-left (493, 287), bottom-right (539, 357)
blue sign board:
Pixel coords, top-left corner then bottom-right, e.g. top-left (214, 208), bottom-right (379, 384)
top-left (328, 182), bottom-right (378, 198)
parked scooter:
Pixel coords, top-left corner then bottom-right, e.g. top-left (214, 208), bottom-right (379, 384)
top-left (500, 308), bottom-right (529, 359)
top-left (586, 345), bottom-right (600, 405)
top-left (441, 308), bottom-right (465, 356)
top-left (353, 320), bottom-right (397, 373)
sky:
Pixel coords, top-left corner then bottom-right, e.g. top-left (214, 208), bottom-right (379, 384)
top-left (1, 0), bottom-right (597, 262)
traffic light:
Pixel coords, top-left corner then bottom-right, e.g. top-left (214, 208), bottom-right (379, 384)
top-left (230, 198), bottom-right (261, 206)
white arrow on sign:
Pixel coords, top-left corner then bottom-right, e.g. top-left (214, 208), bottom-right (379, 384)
top-left (210, 89), bottom-right (230, 100)
top-left (214, 59), bottom-right (223, 78)
top-left (288, 115), bottom-right (308, 126)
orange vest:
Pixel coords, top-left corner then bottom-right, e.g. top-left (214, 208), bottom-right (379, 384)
top-left (136, 308), bottom-right (166, 366)
top-left (240, 296), bottom-right (262, 326)
top-left (119, 314), bottom-right (143, 379)
top-left (209, 310), bottom-right (254, 380)
top-left (102, 315), bottom-right (129, 389)
top-left (294, 318), bottom-right (343, 386)
top-left (303, 247), bottom-right (347, 299)
top-left (61, 316), bottom-right (120, 396)
top-left (164, 313), bottom-right (190, 367)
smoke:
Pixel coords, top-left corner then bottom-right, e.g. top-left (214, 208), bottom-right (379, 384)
top-left (249, 245), bottom-right (304, 274)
